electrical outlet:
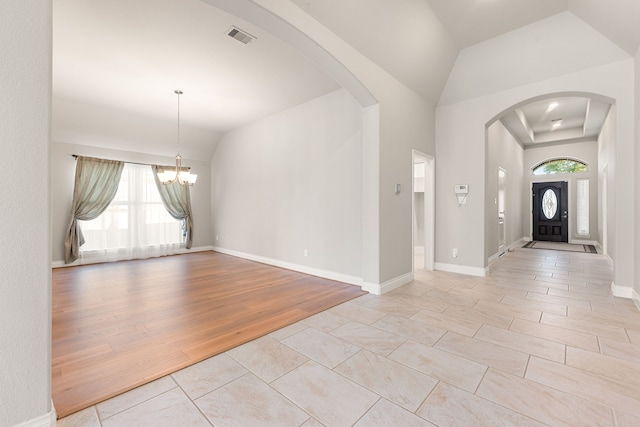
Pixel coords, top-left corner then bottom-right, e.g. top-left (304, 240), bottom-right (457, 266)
top-left (216, 235), bottom-right (219, 241)
top-left (452, 248), bottom-right (458, 258)
top-left (304, 249), bottom-right (308, 257)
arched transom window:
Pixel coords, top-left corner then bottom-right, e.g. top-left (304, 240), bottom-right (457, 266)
top-left (532, 158), bottom-right (588, 176)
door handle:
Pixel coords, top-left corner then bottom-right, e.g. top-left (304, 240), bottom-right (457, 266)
top-left (562, 210), bottom-right (568, 219)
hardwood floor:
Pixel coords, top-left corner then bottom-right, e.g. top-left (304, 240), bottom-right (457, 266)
top-left (52, 251), bottom-right (366, 418)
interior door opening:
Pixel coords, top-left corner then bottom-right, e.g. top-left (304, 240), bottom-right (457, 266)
top-left (498, 167), bottom-right (506, 255)
top-left (412, 151), bottom-right (434, 271)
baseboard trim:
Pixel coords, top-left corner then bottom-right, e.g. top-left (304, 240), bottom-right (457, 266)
top-left (435, 262), bottom-right (487, 277)
top-left (212, 246), bottom-right (364, 290)
top-left (13, 405), bottom-right (56, 427)
top-left (488, 238), bottom-right (527, 266)
top-left (362, 272), bottom-right (414, 296)
top-left (633, 289), bottom-right (640, 311)
top-left (611, 281), bottom-right (634, 299)
top-left (52, 246), bottom-right (215, 268)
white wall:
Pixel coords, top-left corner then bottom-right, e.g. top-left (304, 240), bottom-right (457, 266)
top-left (51, 142), bottom-right (212, 264)
top-left (211, 89), bottom-right (363, 279)
top-left (485, 120), bottom-right (524, 261)
top-left (523, 141), bottom-right (599, 244)
top-left (204, 0), bottom-right (437, 289)
top-left (437, 59), bottom-right (634, 287)
top-left (0, 1), bottom-right (53, 426)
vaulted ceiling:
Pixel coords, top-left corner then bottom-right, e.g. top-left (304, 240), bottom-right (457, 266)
top-left (53, 0), bottom-right (640, 157)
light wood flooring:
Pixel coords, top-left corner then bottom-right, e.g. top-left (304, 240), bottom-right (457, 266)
top-left (57, 247), bottom-right (640, 426)
top-left (52, 251), bottom-right (366, 418)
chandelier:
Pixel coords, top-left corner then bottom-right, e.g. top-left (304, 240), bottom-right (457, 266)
top-left (157, 90), bottom-right (198, 185)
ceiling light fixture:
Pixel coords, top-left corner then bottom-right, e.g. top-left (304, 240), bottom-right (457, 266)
top-left (157, 90), bottom-right (198, 186)
top-left (551, 118), bottom-right (563, 130)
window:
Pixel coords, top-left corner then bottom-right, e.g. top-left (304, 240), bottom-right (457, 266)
top-left (532, 158), bottom-right (587, 175)
top-left (79, 163), bottom-right (183, 261)
top-left (576, 179), bottom-right (590, 236)
top-left (541, 189), bottom-right (558, 219)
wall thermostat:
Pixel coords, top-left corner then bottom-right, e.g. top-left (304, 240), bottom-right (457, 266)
top-left (454, 184), bottom-right (469, 194)
top-left (454, 184), bottom-right (468, 206)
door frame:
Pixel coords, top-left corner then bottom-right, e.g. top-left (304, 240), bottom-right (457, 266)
top-left (531, 180), bottom-right (569, 242)
top-left (412, 150), bottom-right (435, 271)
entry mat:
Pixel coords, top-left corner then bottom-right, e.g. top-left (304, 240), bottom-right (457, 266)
top-left (523, 241), bottom-right (597, 253)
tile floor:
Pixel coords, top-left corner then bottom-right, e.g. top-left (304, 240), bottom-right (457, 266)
top-left (57, 247), bottom-right (640, 427)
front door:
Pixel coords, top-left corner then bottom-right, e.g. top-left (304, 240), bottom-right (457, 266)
top-left (532, 181), bottom-right (568, 242)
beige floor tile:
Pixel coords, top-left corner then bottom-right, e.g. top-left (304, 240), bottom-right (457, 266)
top-left (599, 336), bottom-right (640, 362)
top-left (391, 294), bottom-right (450, 313)
top-left (523, 277), bottom-right (571, 291)
top-left (329, 302), bottom-right (387, 324)
top-left (272, 361), bottom-right (379, 427)
top-left (226, 336), bottom-right (308, 383)
top-left (525, 291), bottom-right (591, 310)
top-left (541, 312), bottom-right (629, 342)
top-left (268, 322), bottom-right (309, 341)
top-left (627, 328), bottom-right (640, 345)
top-left (330, 321), bottom-right (407, 356)
top-left (417, 381), bottom-right (546, 427)
top-left (425, 288), bottom-right (478, 307)
top-left (525, 356), bottom-right (640, 418)
top-left (565, 346), bottom-right (640, 386)
top-left (477, 368), bottom-right (614, 427)
top-left (281, 327), bottom-right (360, 368)
top-left (372, 314), bottom-right (446, 346)
top-left (411, 308), bottom-right (481, 337)
top-left (171, 353), bottom-right (248, 400)
top-left (361, 298), bottom-right (422, 318)
top-left (434, 331), bottom-right (529, 376)
top-left (102, 388), bottom-right (210, 427)
top-left (615, 411), bottom-right (640, 427)
top-left (301, 310), bottom-right (352, 332)
top-left (446, 286), bottom-right (504, 302)
top-left (354, 399), bottom-right (434, 427)
top-left (389, 340), bottom-right (486, 393)
top-left (300, 418), bottom-right (326, 427)
top-left (443, 303), bottom-right (513, 330)
top-left (469, 283), bottom-right (528, 299)
top-left (547, 288), bottom-right (613, 304)
top-left (568, 306), bottom-right (640, 330)
top-left (335, 350), bottom-right (437, 412)
top-left (568, 284), bottom-right (613, 296)
top-left (500, 294), bottom-right (567, 316)
top-left (476, 323), bottom-right (565, 363)
top-left (96, 376), bottom-right (177, 419)
top-left (386, 281), bottom-right (431, 297)
top-left (494, 280), bottom-right (550, 295)
top-left (509, 318), bottom-right (599, 352)
top-left (591, 301), bottom-right (640, 318)
top-left (196, 373), bottom-right (309, 427)
top-left (56, 407), bottom-right (101, 427)
top-left (475, 299), bottom-right (543, 322)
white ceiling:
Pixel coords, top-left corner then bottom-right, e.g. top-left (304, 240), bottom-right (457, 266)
top-left (53, 0), bottom-right (640, 156)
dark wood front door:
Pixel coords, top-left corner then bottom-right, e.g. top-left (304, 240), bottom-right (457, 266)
top-left (532, 181), bottom-right (568, 242)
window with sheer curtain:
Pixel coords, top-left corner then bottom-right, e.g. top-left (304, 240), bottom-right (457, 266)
top-left (79, 163), bottom-right (183, 262)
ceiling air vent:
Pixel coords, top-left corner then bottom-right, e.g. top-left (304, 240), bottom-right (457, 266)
top-left (227, 26), bottom-right (256, 44)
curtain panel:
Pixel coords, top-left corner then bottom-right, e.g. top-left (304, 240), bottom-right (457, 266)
top-left (152, 165), bottom-right (193, 249)
top-left (64, 156), bottom-right (124, 263)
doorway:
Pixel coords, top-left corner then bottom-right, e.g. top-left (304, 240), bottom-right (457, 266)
top-left (412, 151), bottom-right (435, 271)
top-left (498, 168), bottom-right (506, 255)
top-left (532, 181), bottom-right (568, 242)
